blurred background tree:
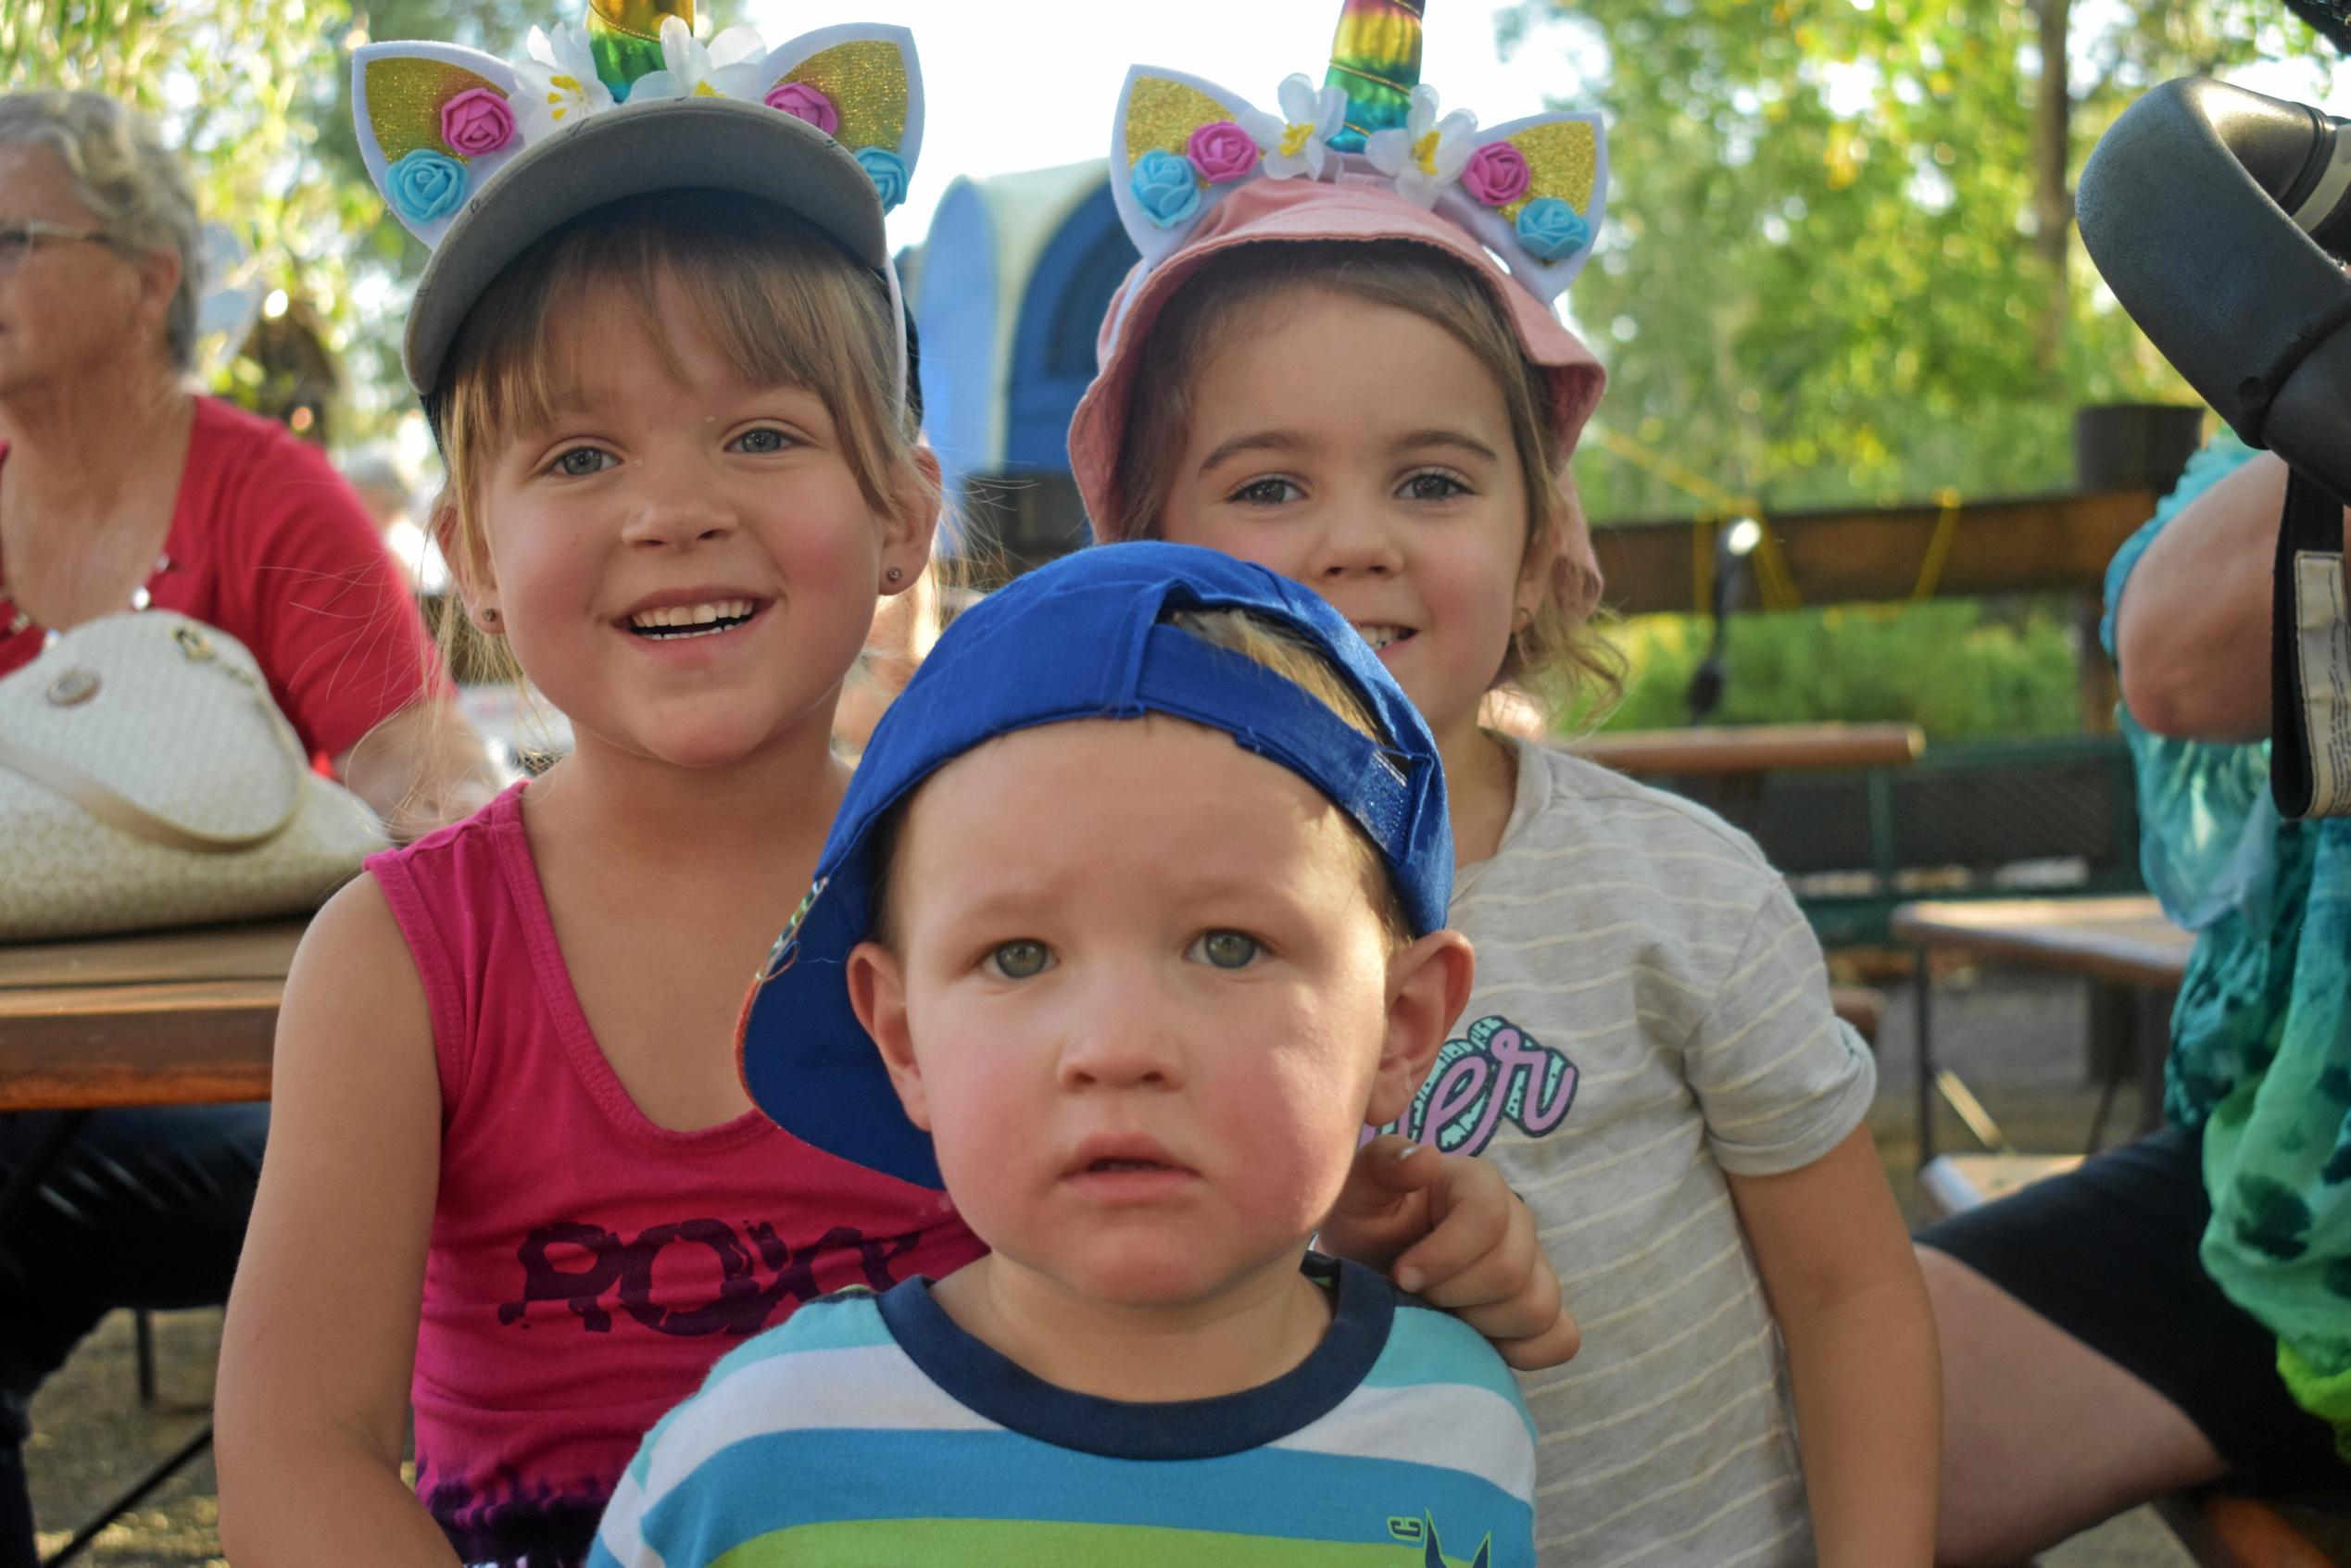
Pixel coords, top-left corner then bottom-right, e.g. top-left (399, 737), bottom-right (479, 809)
top-left (1502, 0), bottom-right (2339, 739)
top-left (1510, 0), bottom-right (2338, 521)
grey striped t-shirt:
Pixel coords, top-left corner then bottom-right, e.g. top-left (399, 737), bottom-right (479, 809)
top-left (1375, 740), bottom-right (1875, 1567)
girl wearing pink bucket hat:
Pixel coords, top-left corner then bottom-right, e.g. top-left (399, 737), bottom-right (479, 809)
top-left (1072, 6), bottom-right (1938, 1564)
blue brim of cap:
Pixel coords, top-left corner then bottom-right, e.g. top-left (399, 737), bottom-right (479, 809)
top-left (736, 541), bottom-right (1451, 1191)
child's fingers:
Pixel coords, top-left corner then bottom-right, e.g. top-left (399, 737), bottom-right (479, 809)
top-left (1331, 1135), bottom-right (1440, 1210)
top-left (1389, 1168), bottom-right (1522, 1299)
top-left (1487, 1298), bottom-right (1582, 1373)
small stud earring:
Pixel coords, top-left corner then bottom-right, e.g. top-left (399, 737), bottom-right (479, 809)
top-left (886, 567), bottom-right (904, 583)
top-left (477, 606), bottom-right (501, 630)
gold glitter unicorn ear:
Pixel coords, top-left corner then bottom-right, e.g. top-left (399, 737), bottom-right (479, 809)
top-left (753, 25), bottom-right (924, 212)
top-left (1110, 66), bottom-right (1349, 265)
top-left (352, 41), bottom-right (528, 246)
top-left (1432, 111), bottom-right (1606, 304)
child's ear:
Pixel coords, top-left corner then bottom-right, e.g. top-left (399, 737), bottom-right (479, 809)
top-left (1515, 496), bottom-right (1565, 629)
top-left (847, 938), bottom-right (932, 1131)
top-left (431, 493), bottom-right (501, 629)
top-left (880, 442), bottom-right (941, 596)
top-left (1366, 930), bottom-right (1475, 1126)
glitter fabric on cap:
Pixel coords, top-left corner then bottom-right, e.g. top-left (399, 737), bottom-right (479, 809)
top-left (350, 0), bottom-right (924, 403)
top-left (1071, 0), bottom-right (1609, 607)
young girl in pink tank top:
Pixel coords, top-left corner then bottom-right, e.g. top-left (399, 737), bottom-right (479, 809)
top-left (211, 9), bottom-right (1574, 1567)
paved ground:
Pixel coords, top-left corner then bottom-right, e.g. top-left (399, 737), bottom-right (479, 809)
top-left (28, 967), bottom-right (2196, 1565)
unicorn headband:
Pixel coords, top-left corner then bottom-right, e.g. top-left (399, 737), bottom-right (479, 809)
top-left (1106, 0), bottom-right (1603, 340)
top-left (352, 0), bottom-right (924, 408)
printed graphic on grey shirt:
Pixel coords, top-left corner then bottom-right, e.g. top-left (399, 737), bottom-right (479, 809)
top-left (1376, 1014), bottom-right (1578, 1156)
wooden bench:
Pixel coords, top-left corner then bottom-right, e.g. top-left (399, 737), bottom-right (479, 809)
top-left (1921, 1153), bottom-right (2351, 1568)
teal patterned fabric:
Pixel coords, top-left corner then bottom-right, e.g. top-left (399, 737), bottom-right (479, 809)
top-left (2105, 434), bottom-right (2351, 1455)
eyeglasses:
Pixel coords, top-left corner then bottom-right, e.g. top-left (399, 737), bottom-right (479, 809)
top-left (0, 221), bottom-right (120, 271)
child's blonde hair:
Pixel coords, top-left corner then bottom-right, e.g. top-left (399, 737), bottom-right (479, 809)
top-left (426, 192), bottom-right (936, 683)
top-left (1110, 241), bottom-right (1622, 718)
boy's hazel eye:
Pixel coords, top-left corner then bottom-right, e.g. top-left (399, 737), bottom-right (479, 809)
top-left (733, 429), bottom-right (789, 455)
top-left (989, 940), bottom-right (1050, 980)
top-left (1196, 931), bottom-right (1259, 970)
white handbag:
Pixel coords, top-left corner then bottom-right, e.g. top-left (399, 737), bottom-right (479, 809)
top-left (0, 610), bottom-right (387, 940)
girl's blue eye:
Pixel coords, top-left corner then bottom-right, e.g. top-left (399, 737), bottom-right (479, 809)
top-left (732, 428), bottom-right (791, 455)
top-left (987, 940), bottom-right (1051, 980)
top-left (1231, 477), bottom-right (1302, 507)
top-left (1191, 930), bottom-right (1260, 970)
top-left (552, 446), bottom-right (614, 478)
top-left (1402, 470), bottom-right (1470, 501)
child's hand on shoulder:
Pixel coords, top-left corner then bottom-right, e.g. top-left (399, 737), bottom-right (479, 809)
top-left (1322, 1135), bottom-right (1578, 1371)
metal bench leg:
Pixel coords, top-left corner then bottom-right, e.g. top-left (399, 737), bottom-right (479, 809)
top-left (132, 1312), bottom-right (156, 1409)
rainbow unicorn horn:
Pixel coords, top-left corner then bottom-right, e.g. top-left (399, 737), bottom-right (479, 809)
top-left (587, 0), bottom-right (691, 98)
top-left (1324, 0), bottom-right (1426, 152)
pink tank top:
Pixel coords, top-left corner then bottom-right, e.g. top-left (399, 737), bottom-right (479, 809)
top-left (366, 784), bottom-right (982, 1567)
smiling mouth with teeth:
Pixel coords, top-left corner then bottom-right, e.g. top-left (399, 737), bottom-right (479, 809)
top-left (1352, 623), bottom-right (1415, 652)
top-left (628, 599), bottom-right (759, 639)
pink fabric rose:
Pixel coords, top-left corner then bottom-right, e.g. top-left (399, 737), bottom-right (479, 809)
top-left (764, 82), bottom-right (840, 135)
top-left (1463, 141), bottom-right (1532, 207)
top-left (440, 89), bottom-right (516, 157)
top-left (1187, 119), bottom-right (1261, 184)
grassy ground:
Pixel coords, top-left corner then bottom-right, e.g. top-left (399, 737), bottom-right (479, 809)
top-left (29, 967), bottom-right (2195, 1566)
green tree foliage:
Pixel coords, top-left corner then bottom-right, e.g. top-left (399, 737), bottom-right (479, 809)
top-left (1511, 0), bottom-right (2336, 520)
top-left (5, 0), bottom-right (375, 403)
top-left (1568, 600), bottom-right (2085, 738)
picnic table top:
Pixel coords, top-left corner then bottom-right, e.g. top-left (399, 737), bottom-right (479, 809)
top-left (1891, 896), bottom-right (2193, 991)
top-left (0, 920), bottom-right (300, 1113)
top-left (1567, 721), bottom-right (1925, 777)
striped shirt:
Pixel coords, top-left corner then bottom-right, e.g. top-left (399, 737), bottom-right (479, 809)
top-left (590, 1256), bottom-right (1537, 1567)
top-left (1374, 741), bottom-right (1876, 1567)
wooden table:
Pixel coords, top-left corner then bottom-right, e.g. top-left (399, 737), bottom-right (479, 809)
top-left (1569, 721), bottom-right (1925, 778)
top-left (1565, 721), bottom-right (1925, 838)
top-left (1892, 896), bottom-right (2193, 1160)
top-left (0, 920), bottom-right (297, 1114)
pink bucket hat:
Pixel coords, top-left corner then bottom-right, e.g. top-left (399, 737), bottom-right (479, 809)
top-left (1067, 5), bottom-right (1611, 613)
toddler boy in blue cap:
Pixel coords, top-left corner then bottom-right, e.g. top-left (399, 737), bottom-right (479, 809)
top-left (589, 542), bottom-right (1539, 1567)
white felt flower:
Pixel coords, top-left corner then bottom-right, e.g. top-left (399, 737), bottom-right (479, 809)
top-left (625, 17), bottom-right (767, 104)
top-left (1238, 73), bottom-right (1349, 181)
top-left (1365, 85), bottom-right (1478, 207)
top-left (511, 23), bottom-right (614, 141)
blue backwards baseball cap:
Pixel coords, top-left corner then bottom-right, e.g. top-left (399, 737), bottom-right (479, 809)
top-left (735, 541), bottom-right (1452, 1190)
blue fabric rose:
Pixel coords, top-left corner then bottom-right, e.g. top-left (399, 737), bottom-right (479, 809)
top-left (1515, 196), bottom-right (1590, 262)
top-left (386, 149), bottom-right (469, 226)
top-left (855, 147), bottom-right (910, 213)
top-left (1131, 148), bottom-right (1202, 230)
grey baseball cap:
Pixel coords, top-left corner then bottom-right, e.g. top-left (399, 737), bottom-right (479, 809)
top-left (402, 95), bottom-right (893, 395)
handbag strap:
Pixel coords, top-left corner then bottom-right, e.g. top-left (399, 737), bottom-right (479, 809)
top-left (0, 625), bottom-right (310, 854)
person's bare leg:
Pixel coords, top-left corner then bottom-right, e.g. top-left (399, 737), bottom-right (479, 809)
top-left (1922, 1245), bottom-right (2226, 1565)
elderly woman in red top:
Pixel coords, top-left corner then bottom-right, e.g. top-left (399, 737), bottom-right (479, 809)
top-left (0, 88), bottom-right (495, 1564)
